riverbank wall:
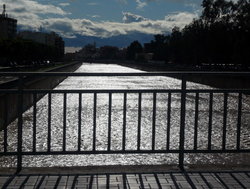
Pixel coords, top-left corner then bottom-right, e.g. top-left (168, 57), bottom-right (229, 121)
top-left (119, 62), bottom-right (250, 89)
top-left (0, 61), bottom-right (82, 130)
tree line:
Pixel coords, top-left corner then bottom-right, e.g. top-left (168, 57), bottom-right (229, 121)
top-left (129, 0), bottom-right (250, 69)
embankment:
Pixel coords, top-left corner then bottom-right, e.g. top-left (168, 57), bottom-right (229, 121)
top-left (0, 61), bottom-right (82, 130)
top-left (119, 62), bottom-right (250, 89)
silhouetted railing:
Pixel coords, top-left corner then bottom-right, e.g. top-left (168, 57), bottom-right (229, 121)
top-left (0, 72), bottom-right (250, 173)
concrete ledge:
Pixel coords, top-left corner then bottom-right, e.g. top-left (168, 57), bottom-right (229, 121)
top-left (120, 62), bottom-right (250, 89)
top-left (0, 61), bottom-right (82, 130)
top-left (1, 164), bottom-right (250, 175)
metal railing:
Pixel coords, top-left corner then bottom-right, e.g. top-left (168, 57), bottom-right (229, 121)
top-left (0, 72), bottom-right (250, 173)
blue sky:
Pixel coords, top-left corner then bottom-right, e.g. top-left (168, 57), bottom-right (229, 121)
top-left (34, 0), bottom-right (201, 21)
top-left (57, 0), bottom-right (199, 21)
top-left (0, 0), bottom-right (202, 47)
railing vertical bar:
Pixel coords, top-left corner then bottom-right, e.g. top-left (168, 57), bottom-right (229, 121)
top-left (194, 92), bottom-right (199, 150)
top-left (63, 93), bottom-right (67, 152)
top-left (208, 93), bottom-right (213, 150)
top-left (237, 93), bottom-right (242, 150)
top-left (166, 92), bottom-right (171, 151)
top-left (33, 93), bottom-right (37, 152)
top-left (152, 92), bottom-right (157, 151)
top-left (222, 93), bottom-right (228, 150)
top-left (78, 93), bottom-right (82, 152)
top-left (3, 95), bottom-right (8, 153)
top-left (137, 92), bottom-right (142, 151)
top-left (93, 93), bottom-right (97, 151)
top-left (108, 93), bottom-right (112, 151)
top-left (122, 93), bottom-right (127, 151)
top-left (179, 76), bottom-right (186, 170)
top-left (47, 92), bottom-right (51, 152)
top-left (17, 76), bottom-right (24, 173)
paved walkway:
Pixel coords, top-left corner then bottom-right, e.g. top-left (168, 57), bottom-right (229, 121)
top-left (1, 171), bottom-right (250, 188)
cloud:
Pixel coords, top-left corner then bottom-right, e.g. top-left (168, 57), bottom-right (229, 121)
top-left (59, 3), bottom-right (70, 7)
top-left (88, 2), bottom-right (99, 6)
top-left (117, 0), bottom-right (147, 9)
top-left (15, 12), bottom-right (198, 38)
top-left (92, 15), bottom-right (100, 18)
top-left (135, 0), bottom-right (147, 9)
top-left (165, 12), bottom-right (198, 23)
top-left (37, 11), bottom-right (197, 38)
top-left (123, 12), bottom-right (147, 23)
top-left (0, 0), bottom-right (198, 39)
top-left (0, 0), bottom-right (68, 19)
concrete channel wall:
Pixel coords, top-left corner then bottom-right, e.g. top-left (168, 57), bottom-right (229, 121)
top-left (171, 74), bottom-right (250, 89)
top-left (0, 62), bottom-right (82, 130)
top-left (120, 62), bottom-right (250, 89)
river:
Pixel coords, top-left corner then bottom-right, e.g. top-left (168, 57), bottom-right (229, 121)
top-left (1, 63), bottom-right (250, 167)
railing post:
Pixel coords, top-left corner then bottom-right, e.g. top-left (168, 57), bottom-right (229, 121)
top-left (17, 75), bottom-right (24, 173)
top-left (179, 75), bottom-right (186, 171)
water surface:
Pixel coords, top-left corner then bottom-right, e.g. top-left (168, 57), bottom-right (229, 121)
top-left (1, 63), bottom-right (250, 167)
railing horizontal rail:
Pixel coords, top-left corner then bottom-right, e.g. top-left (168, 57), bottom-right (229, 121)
top-left (2, 89), bottom-right (250, 93)
top-left (1, 149), bottom-right (250, 156)
top-left (1, 71), bottom-right (250, 172)
top-left (1, 71), bottom-right (250, 76)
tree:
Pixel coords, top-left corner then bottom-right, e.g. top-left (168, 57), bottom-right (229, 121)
top-left (126, 41), bottom-right (143, 60)
top-left (99, 46), bottom-right (119, 59)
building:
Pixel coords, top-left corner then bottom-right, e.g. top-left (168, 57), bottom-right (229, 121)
top-left (18, 31), bottom-right (47, 44)
top-left (0, 4), bottom-right (17, 39)
top-left (19, 31), bottom-right (65, 56)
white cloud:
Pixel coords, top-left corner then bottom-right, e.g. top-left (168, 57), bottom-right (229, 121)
top-left (135, 0), bottom-right (147, 9)
top-left (91, 15), bottom-right (100, 18)
top-left (123, 12), bottom-right (147, 23)
top-left (0, 0), bottom-right (198, 39)
top-left (0, 0), bottom-right (68, 16)
top-left (165, 12), bottom-right (198, 24)
top-left (38, 12), bottom-right (197, 38)
top-left (59, 3), bottom-right (70, 7)
top-left (0, 0), bottom-right (69, 30)
top-left (16, 12), bottom-right (197, 38)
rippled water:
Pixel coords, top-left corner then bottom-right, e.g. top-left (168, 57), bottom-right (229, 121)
top-left (1, 63), bottom-right (250, 167)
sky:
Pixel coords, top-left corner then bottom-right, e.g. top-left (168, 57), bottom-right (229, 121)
top-left (0, 0), bottom-right (202, 47)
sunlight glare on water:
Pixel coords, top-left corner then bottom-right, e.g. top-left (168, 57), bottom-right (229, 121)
top-left (1, 63), bottom-right (250, 167)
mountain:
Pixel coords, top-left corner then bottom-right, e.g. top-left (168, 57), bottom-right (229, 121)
top-left (63, 32), bottom-right (155, 48)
